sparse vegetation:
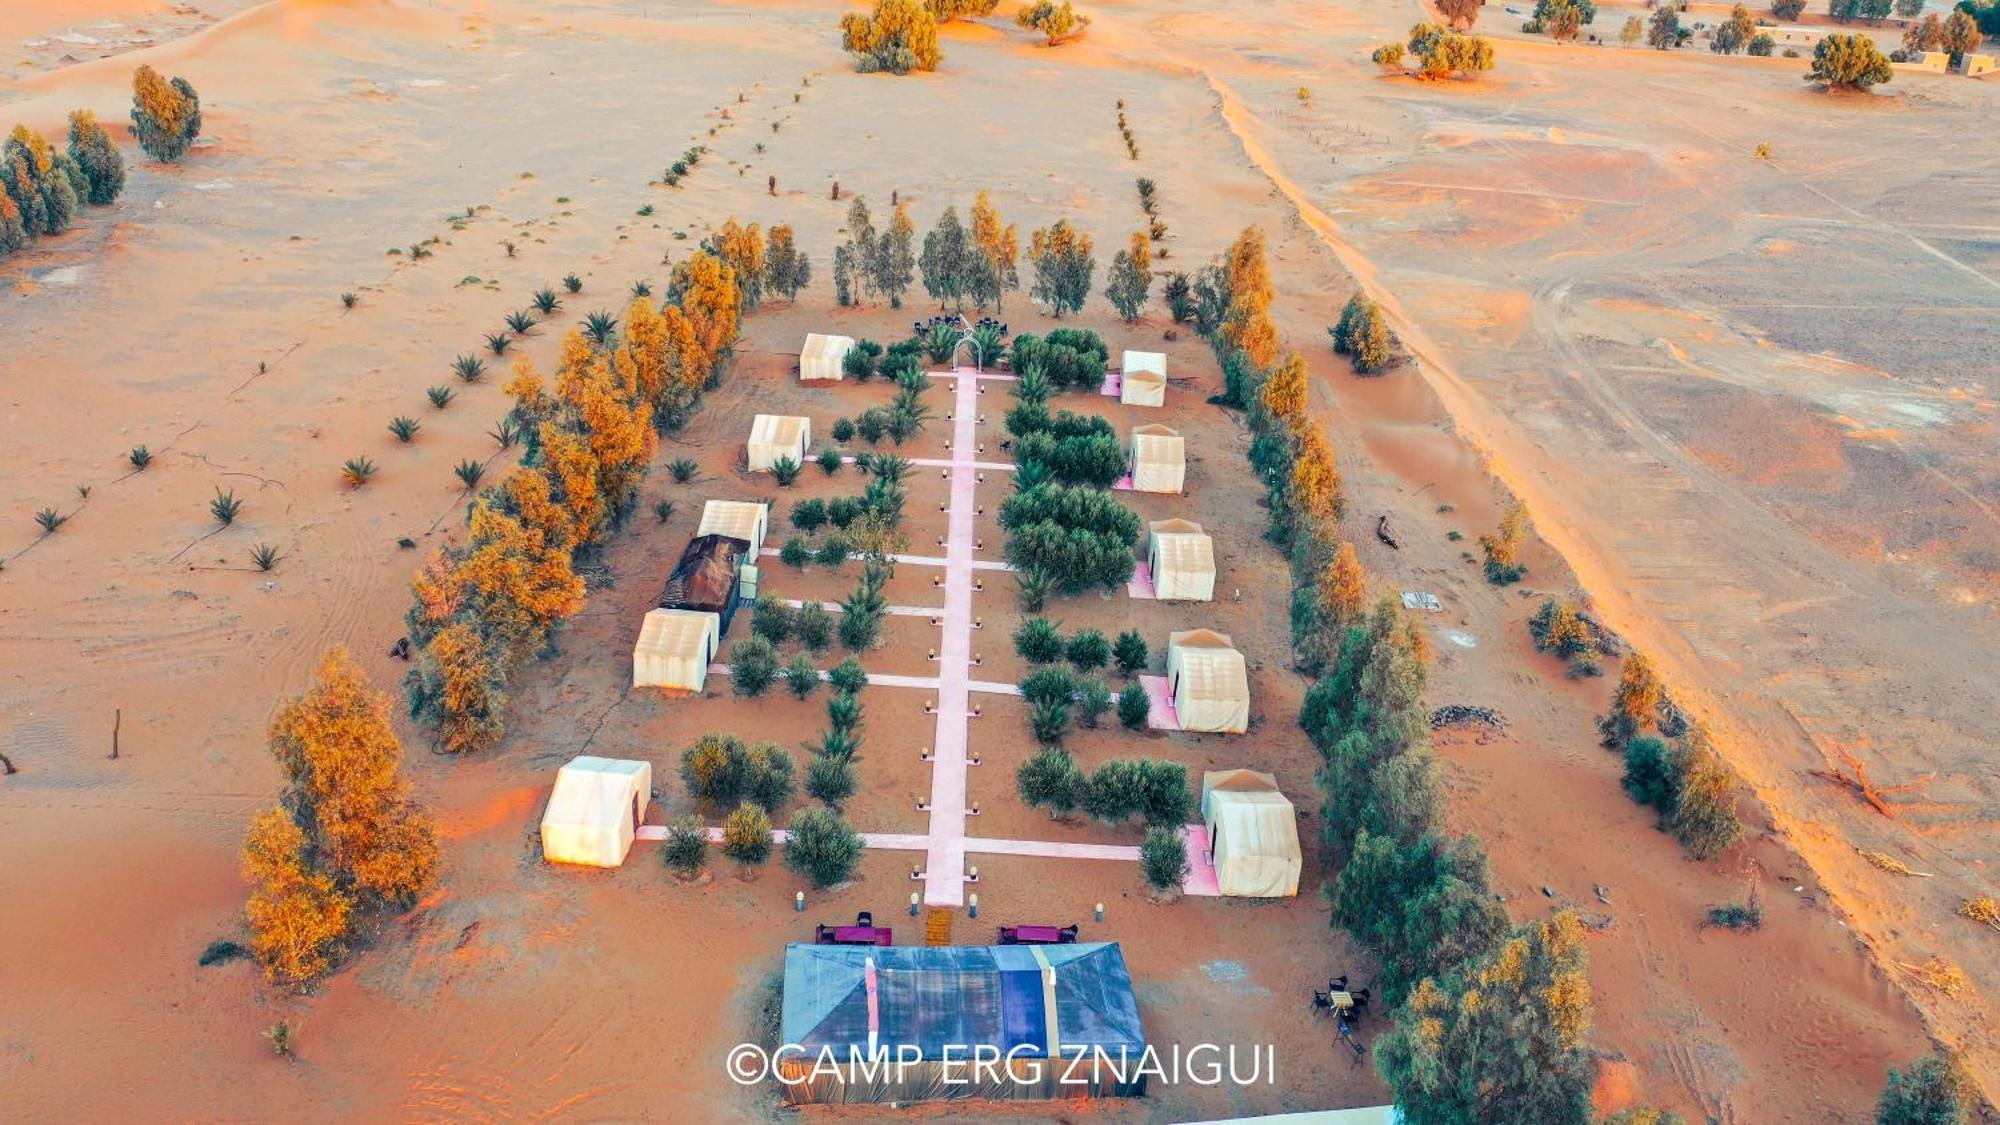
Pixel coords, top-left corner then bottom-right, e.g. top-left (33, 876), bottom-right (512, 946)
top-left (131, 65), bottom-right (202, 163)
top-left (840, 0), bottom-right (943, 74)
top-left (1016, 1), bottom-right (1091, 45)
top-left (784, 806), bottom-right (864, 887)
top-left (426, 385), bottom-right (455, 409)
top-left (210, 489), bottom-right (243, 526)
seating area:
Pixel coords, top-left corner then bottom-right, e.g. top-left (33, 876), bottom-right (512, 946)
top-left (997, 923), bottom-right (1078, 945)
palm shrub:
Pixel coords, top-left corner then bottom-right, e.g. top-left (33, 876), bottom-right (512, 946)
top-left (811, 727), bottom-right (863, 763)
top-left (816, 447), bottom-right (843, 475)
top-left (1112, 630), bottom-right (1148, 675)
top-left (730, 636), bottom-right (780, 696)
top-left (1065, 628), bottom-right (1111, 671)
top-left (1076, 677), bottom-right (1113, 728)
top-left (562, 273), bottom-right (583, 293)
top-left (1014, 617), bottom-right (1064, 663)
top-left (491, 419), bottom-right (521, 449)
top-left (785, 807), bottom-right (864, 888)
top-left (720, 802), bottom-right (774, 866)
top-left (341, 292), bottom-right (358, 309)
top-left (504, 310), bottom-right (536, 334)
top-left (583, 310), bottom-right (618, 346)
top-left (796, 601), bottom-right (834, 651)
top-left (454, 459), bottom-right (486, 491)
top-left (1020, 665), bottom-right (1078, 706)
top-left (531, 288), bottom-right (561, 314)
top-left (35, 507), bottom-right (67, 534)
top-left (342, 456), bottom-right (378, 488)
top-left (1014, 567), bottom-right (1051, 611)
top-left (484, 332), bottom-right (511, 356)
top-left (1140, 827), bottom-right (1189, 891)
top-left (662, 814), bottom-right (709, 878)
top-left (390, 416), bottom-right (421, 442)
top-left (817, 534), bottom-right (855, 569)
top-left (805, 754), bottom-right (859, 805)
top-left (652, 499), bottom-right (674, 523)
top-left (1029, 698), bottom-right (1071, 743)
top-left (427, 385), bottom-right (455, 409)
top-left (1117, 681), bottom-right (1151, 729)
top-left (453, 355), bottom-right (486, 382)
top-left (669, 457), bottom-right (699, 483)
top-left (828, 657), bottom-right (869, 695)
top-left (783, 655), bottom-right (821, 699)
top-left (771, 456), bottom-right (803, 486)
top-left (923, 322), bottom-right (959, 363)
top-left (826, 690), bottom-right (864, 734)
top-left (210, 488), bottom-right (242, 525)
top-left (128, 445), bottom-right (152, 470)
top-left (831, 417), bottom-right (856, 442)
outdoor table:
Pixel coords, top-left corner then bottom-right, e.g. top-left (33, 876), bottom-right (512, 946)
top-left (1330, 990), bottom-right (1355, 1012)
top-left (829, 925), bottom-right (892, 946)
top-left (1013, 925), bottom-right (1064, 944)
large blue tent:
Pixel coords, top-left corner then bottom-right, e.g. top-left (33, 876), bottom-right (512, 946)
top-left (776, 942), bottom-right (1147, 1104)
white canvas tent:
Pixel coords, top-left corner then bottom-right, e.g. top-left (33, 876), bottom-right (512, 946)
top-left (541, 755), bottom-right (652, 868)
top-left (1167, 628), bottom-right (1249, 734)
top-left (800, 333), bottom-right (855, 382)
top-left (698, 500), bottom-right (770, 555)
top-left (1128, 424), bottom-right (1185, 494)
top-left (1120, 351), bottom-right (1166, 407)
top-left (633, 608), bottom-right (720, 692)
top-left (1201, 769), bottom-right (1301, 898)
top-left (1148, 519), bottom-right (1215, 602)
top-left (748, 414), bottom-right (811, 472)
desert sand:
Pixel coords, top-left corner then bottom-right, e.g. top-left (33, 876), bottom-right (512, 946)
top-left (2, 0), bottom-right (1993, 1120)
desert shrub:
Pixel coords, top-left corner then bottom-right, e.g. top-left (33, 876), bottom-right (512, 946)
top-left (771, 456), bottom-right (803, 486)
top-left (1372, 42), bottom-right (1406, 68)
top-left (1670, 738), bottom-right (1742, 860)
top-left (1704, 900), bottom-right (1763, 931)
top-left (1018, 746), bottom-right (1086, 817)
top-left (1029, 698), bottom-right (1072, 743)
top-left (1017, 0), bottom-right (1091, 43)
top-left (1140, 826), bottom-right (1189, 890)
top-left (1621, 736), bottom-right (1680, 814)
top-left (817, 533), bottom-right (855, 568)
top-left (1876, 1050), bottom-right (1976, 1125)
top-left (841, 0), bottom-right (943, 74)
top-left (1406, 22), bottom-right (1497, 78)
top-left (1014, 617), bottom-right (1065, 664)
top-left (130, 65), bottom-right (201, 163)
top-left (1478, 502), bottom-right (1529, 585)
top-left (662, 815), bottom-right (709, 878)
top-left (1020, 665), bottom-right (1079, 707)
top-left (751, 598), bottom-right (796, 646)
top-left (816, 447), bottom-right (843, 475)
top-left (199, 939), bottom-right (248, 967)
top-left (795, 601), bottom-right (834, 651)
top-left (729, 637), bottom-right (781, 697)
top-left (831, 416), bottom-right (857, 442)
top-left (780, 536), bottom-right (812, 569)
top-left (681, 733), bottom-right (795, 812)
top-left (1065, 628), bottom-right (1111, 671)
top-left (1112, 630), bottom-right (1148, 675)
top-left (791, 498), bottom-right (828, 532)
top-left (1771, 0), bottom-right (1806, 16)
top-left (1117, 681), bottom-right (1151, 728)
top-left (720, 802), bottom-right (774, 866)
top-left (66, 110), bottom-right (125, 204)
top-left (1075, 677), bottom-right (1113, 728)
top-left (785, 806), bottom-right (865, 887)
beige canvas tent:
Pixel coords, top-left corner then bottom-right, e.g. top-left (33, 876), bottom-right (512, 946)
top-left (748, 414), bottom-right (811, 472)
top-left (1201, 769), bottom-right (1301, 898)
top-left (1120, 351), bottom-right (1166, 407)
top-left (541, 755), bottom-right (652, 868)
top-left (1148, 519), bottom-right (1215, 602)
top-left (698, 500), bottom-right (770, 555)
top-left (1167, 628), bottom-right (1248, 734)
top-left (633, 607), bottom-right (720, 692)
top-left (800, 333), bottom-right (855, 382)
top-left (1128, 424), bottom-right (1185, 494)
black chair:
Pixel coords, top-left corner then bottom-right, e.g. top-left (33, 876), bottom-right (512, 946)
top-left (856, 911), bottom-right (873, 928)
top-left (1330, 974), bottom-right (1349, 992)
top-left (1310, 991), bottom-right (1334, 1017)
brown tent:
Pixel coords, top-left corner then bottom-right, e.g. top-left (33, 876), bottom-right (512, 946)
top-left (662, 533), bottom-right (747, 632)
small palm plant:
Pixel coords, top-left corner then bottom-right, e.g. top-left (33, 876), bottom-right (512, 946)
top-left (489, 419), bottom-right (520, 449)
top-left (389, 416), bottom-right (421, 443)
top-left (504, 310), bottom-right (536, 334)
top-left (483, 332), bottom-right (511, 356)
top-left (452, 355), bottom-right (486, 382)
top-left (531, 288), bottom-right (561, 314)
top-left (341, 292), bottom-right (358, 309)
top-left (562, 273), bottom-right (583, 294)
top-left (342, 456), bottom-right (378, 488)
top-left (454, 459), bottom-right (487, 491)
top-left (35, 507), bottom-right (67, 534)
top-left (653, 499), bottom-right (675, 524)
top-left (427, 385), bottom-right (455, 409)
top-left (631, 280), bottom-right (653, 297)
top-left (871, 454), bottom-right (911, 485)
top-left (1015, 567), bottom-right (1051, 612)
top-left (210, 489), bottom-right (243, 526)
top-left (669, 458), bottom-right (699, 484)
top-left (128, 445), bottom-right (152, 471)
top-left (816, 447), bottom-right (843, 475)
top-left (970, 325), bottom-right (1006, 369)
top-left (582, 311), bottom-right (618, 346)
top-left (924, 322), bottom-right (958, 364)
top-left (408, 243), bottom-right (432, 259)
top-left (770, 456), bottom-right (802, 486)
top-left (249, 544), bottom-right (282, 572)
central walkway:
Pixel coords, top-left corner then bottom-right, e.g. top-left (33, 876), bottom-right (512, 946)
top-left (918, 369), bottom-right (987, 907)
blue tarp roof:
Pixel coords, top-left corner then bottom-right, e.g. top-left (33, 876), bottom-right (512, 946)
top-left (780, 942), bottom-right (1146, 1060)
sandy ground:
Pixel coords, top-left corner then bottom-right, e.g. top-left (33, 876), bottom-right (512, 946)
top-left (1, 0), bottom-right (1991, 1119)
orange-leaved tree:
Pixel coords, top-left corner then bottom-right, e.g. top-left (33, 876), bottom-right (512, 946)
top-left (242, 807), bottom-right (354, 985)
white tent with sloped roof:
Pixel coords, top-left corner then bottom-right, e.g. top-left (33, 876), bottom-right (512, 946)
top-left (1167, 628), bottom-right (1248, 734)
top-left (541, 755), bottom-right (652, 868)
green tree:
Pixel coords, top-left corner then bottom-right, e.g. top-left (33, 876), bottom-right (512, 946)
top-left (1112, 630), bottom-right (1148, 675)
top-left (1876, 1050), bottom-right (1976, 1125)
top-left (1018, 745), bottom-right (1085, 817)
top-left (785, 806), bottom-right (865, 887)
top-left (1332, 830), bottom-right (1508, 1003)
top-left (871, 202), bottom-right (917, 308)
top-left (1376, 912), bottom-right (1595, 1125)
top-left (1647, 5), bottom-right (1681, 48)
top-left (1104, 233), bottom-right (1151, 322)
top-left (1014, 616), bottom-right (1065, 663)
top-left (763, 223), bottom-right (812, 302)
top-left (1772, 0), bottom-right (1806, 17)
top-left (1016, 0), bottom-right (1091, 44)
top-left (1117, 681), bottom-right (1151, 728)
top-left (1939, 10), bottom-right (1982, 62)
top-left (1807, 33), bottom-right (1894, 88)
top-left (720, 802), bottom-right (774, 866)
top-left (130, 64), bottom-right (201, 162)
top-left (804, 754), bottom-right (858, 806)
top-left (729, 636), bottom-right (780, 696)
top-left (1065, 628), bottom-right (1112, 671)
top-left (662, 814), bottom-right (708, 877)
top-left (1028, 218), bottom-right (1096, 317)
top-left (1711, 3), bottom-right (1757, 51)
top-left (919, 205), bottom-right (970, 310)
top-left (65, 110), bottom-right (125, 205)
